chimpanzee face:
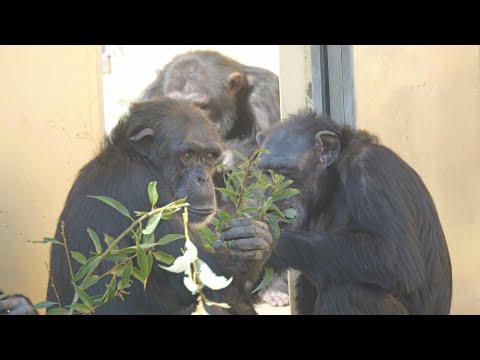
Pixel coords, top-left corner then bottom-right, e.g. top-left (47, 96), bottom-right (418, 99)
top-left (256, 114), bottom-right (342, 229)
top-left (127, 99), bottom-right (224, 226)
top-left (161, 56), bottom-right (245, 138)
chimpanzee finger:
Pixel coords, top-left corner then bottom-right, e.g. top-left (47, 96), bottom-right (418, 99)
top-left (220, 218), bottom-right (253, 232)
top-left (229, 238), bottom-right (267, 251)
top-left (252, 219), bottom-right (270, 232)
top-left (221, 225), bottom-right (256, 241)
top-left (231, 250), bottom-right (263, 261)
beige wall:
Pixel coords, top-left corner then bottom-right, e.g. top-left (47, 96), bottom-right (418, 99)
top-left (352, 45), bottom-right (480, 314)
top-left (0, 46), bottom-right (104, 306)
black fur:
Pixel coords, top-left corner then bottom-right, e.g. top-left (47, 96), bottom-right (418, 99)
top-left (258, 111), bottom-right (452, 315)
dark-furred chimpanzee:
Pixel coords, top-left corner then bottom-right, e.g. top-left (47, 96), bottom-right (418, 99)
top-left (0, 291), bottom-right (37, 315)
top-left (250, 110), bottom-right (452, 314)
top-left (140, 50), bottom-right (289, 307)
top-left (1, 98), bottom-right (273, 315)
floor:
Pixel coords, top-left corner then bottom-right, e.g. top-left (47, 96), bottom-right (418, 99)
top-left (255, 304), bottom-right (291, 315)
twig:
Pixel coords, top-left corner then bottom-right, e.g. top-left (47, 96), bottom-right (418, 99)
top-left (45, 261), bottom-right (63, 309)
top-left (233, 152), bottom-right (259, 219)
top-left (60, 221), bottom-right (74, 281)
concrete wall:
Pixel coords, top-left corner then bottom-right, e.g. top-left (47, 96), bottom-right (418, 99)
top-left (0, 46), bottom-right (104, 307)
top-left (352, 45), bottom-right (480, 314)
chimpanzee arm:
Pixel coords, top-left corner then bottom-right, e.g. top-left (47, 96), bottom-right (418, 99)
top-left (275, 228), bottom-right (425, 295)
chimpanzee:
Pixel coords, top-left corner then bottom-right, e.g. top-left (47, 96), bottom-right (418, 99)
top-left (140, 50), bottom-right (289, 307)
top-left (0, 291), bottom-right (37, 315)
top-left (139, 50), bottom-right (280, 162)
top-left (251, 110), bottom-right (452, 314)
top-left (0, 98), bottom-right (273, 315)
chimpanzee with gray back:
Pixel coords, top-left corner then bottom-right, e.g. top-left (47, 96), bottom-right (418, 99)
top-left (140, 50), bottom-right (289, 307)
top-left (252, 111), bottom-right (452, 314)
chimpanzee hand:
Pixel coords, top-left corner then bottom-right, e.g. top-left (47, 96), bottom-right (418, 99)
top-left (0, 295), bottom-right (38, 315)
top-left (214, 218), bottom-right (273, 284)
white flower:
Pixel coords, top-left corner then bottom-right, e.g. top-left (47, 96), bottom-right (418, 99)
top-left (159, 238), bottom-right (198, 273)
top-left (197, 258), bottom-right (233, 290)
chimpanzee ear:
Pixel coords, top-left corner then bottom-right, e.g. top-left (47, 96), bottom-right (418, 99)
top-left (227, 72), bottom-right (245, 95)
top-left (314, 130), bottom-right (341, 167)
top-left (256, 132), bottom-right (266, 146)
top-left (129, 128), bottom-right (154, 158)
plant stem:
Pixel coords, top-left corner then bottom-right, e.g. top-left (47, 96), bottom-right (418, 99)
top-left (45, 261), bottom-right (62, 309)
top-left (60, 221), bottom-right (74, 282)
top-left (233, 153), bottom-right (258, 219)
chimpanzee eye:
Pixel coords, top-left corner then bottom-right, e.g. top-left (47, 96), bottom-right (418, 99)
top-left (205, 153), bottom-right (213, 160)
top-left (182, 152), bottom-right (192, 162)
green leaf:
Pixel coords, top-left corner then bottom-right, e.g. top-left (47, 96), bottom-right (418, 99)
top-left (215, 188), bottom-right (236, 203)
top-left (276, 179), bottom-right (294, 192)
top-left (120, 260), bottom-right (133, 289)
top-left (223, 173), bottom-right (235, 194)
top-left (133, 226), bottom-right (143, 242)
top-left (282, 208), bottom-right (297, 219)
top-left (104, 253), bottom-right (129, 262)
top-left (156, 234), bottom-right (185, 245)
top-left (266, 214), bottom-right (281, 240)
top-left (134, 211), bottom-right (146, 217)
top-left (143, 232), bottom-right (155, 244)
top-left (28, 237), bottom-right (63, 245)
top-left (173, 197), bottom-right (187, 205)
top-left (153, 251), bottom-right (175, 265)
top-left (210, 217), bottom-right (220, 227)
top-left (46, 307), bottom-right (69, 315)
top-left (106, 277), bottom-right (116, 302)
top-left (34, 301), bottom-right (57, 309)
top-left (148, 181), bottom-right (159, 208)
top-left (216, 209), bottom-right (232, 223)
top-left (272, 188), bottom-right (301, 202)
top-left (91, 294), bottom-right (107, 306)
top-left (267, 203), bottom-right (286, 219)
top-left (0, 293), bottom-right (9, 300)
top-left (137, 242), bottom-right (148, 276)
top-left (70, 251), bottom-right (87, 265)
top-left (110, 267), bottom-right (125, 276)
top-left (142, 211), bottom-right (163, 235)
top-left (259, 197), bottom-right (272, 218)
top-left (87, 228), bottom-right (102, 254)
top-left (240, 207), bottom-right (259, 214)
top-left (80, 275), bottom-right (100, 290)
top-left (131, 267), bottom-right (145, 283)
top-left (87, 195), bottom-right (131, 218)
top-left (69, 303), bottom-right (91, 314)
top-left (72, 256), bottom-right (101, 283)
top-left (251, 267), bottom-right (275, 294)
top-left (104, 233), bottom-right (119, 250)
top-left (145, 253), bottom-right (154, 287)
top-left (253, 147), bottom-right (270, 155)
top-left (196, 226), bottom-right (218, 246)
top-left (73, 284), bottom-right (93, 308)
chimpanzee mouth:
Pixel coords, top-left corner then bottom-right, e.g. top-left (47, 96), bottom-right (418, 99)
top-left (188, 206), bottom-right (215, 226)
top-left (188, 206), bottom-right (215, 215)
